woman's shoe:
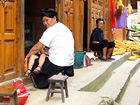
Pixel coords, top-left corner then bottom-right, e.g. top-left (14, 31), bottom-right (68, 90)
top-left (33, 66), bottom-right (42, 74)
top-left (25, 69), bottom-right (32, 77)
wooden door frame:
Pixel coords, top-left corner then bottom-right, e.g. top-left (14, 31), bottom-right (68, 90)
top-left (17, 0), bottom-right (25, 77)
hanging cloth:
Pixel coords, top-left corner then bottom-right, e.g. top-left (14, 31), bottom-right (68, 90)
top-left (115, 7), bottom-right (128, 29)
top-left (127, 3), bottom-right (133, 15)
top-left (110, 0), bottom-right (116, 35)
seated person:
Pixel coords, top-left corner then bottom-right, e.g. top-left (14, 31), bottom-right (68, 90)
top-left (89, 18), bottom-right (115, 61)
top-left (24, 8), bottom-right (74, 89)
top-left (24, 46), bottom-right (49, 77)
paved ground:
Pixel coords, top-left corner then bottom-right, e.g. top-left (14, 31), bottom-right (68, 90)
top-left (1, 52), bottom-right (140, 105)
top-left (24, 55), bottom-right (121, 105)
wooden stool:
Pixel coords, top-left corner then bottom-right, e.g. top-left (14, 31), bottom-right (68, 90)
top-left (0, 85), bottom-right (19, 105)
top-left (46, 75), bottom-right (69, 103)
top-left (94, 51), bottom-right (102, 58)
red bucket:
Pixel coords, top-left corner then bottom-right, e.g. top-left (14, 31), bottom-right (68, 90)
top-left (18, 95), bottom-right (29, 105)
top-left (3, 95), bottom-right (29, 105)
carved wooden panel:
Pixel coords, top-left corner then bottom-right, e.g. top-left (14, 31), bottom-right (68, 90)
top-left (98, 0), bottom-right (103, 7)
top-left (56, 0), bottom-right (84, 51)
top-left (93, 0), bottom-right (97, 4)
top-left (0, 41), bottom-right (1, 76)
top-left (4, 2), bottom-right (14, 33)
top-left (0, 6), bottom-right (2, 35)
top-left (4, 40), bottom-right (15, 74)
top-left (64, 0), bottom-right (73, 32)
top-left (88, 0), bottom-right (111, 51)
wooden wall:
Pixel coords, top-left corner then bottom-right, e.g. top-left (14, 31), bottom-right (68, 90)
top-left (25, 0), bottom-right (55, 44)
top-left (0, 0), bottom-right (129, 82)
top-left (87, 0), bottom-right (111, 51)
top-left (87, 0), bottom-right (128, 51)
top-left (56, 0), bottom-right (84, 51)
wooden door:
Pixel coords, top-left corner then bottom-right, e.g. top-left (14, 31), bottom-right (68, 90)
top-left (87, 0), bottom-right (111, 51)
top-left (0, 0), bottom-right (18, 82)
top-left (55, 0), bottom-right (74, 32)
top-left (88, 0), bottom-right (104, 51)
top-left (56, 0), bottom-right (84, 51)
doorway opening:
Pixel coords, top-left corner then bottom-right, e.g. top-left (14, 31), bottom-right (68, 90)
top-left (83, 0), bottom-right (88, 51)
top-left (25, 0), bottom-right (55, 56)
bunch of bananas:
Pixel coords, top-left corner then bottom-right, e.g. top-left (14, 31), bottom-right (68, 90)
top-left (115, 0), bottom-right (124, 14)
top-left (127, 4), bottom-right (133, 15)
top-left (128, 52), bottom-right (140, 61)
top-left (112, 40), bottom-right (140, 56)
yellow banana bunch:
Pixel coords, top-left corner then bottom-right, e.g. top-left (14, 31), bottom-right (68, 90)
top-left (115, 0), bottom-right (124, 14)
top-left (132, 52), bottom-right (140, 58)
top-left (127, 4), bottom-right (133, 15)
top-left (128, 56), bottom-right (137, 61)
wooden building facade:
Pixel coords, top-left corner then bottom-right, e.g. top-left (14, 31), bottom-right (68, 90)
top-left (0, 0), bottom-right (128, 82)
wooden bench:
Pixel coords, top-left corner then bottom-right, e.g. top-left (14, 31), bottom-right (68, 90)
top-left (0, 85), bottom-right (19, 105)
top-left (46, 75), bottom-right (69, 103)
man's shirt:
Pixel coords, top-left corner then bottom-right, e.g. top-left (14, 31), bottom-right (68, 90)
top-left (90, 27), bottom-right (103, 47)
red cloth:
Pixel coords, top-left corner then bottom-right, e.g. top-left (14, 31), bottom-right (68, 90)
top-left (110, 0), bottom-right (116, 35)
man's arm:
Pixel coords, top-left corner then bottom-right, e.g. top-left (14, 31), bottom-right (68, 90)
top-left (91, 29), bottom-right (99, 44)
top-left (40, 48), bottom-right (45, 54)
top-left (92, 41), bottom-right (99, 44)
top-left (25, 42), bottom-right (44, 62)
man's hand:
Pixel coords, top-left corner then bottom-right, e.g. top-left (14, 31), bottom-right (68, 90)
top-left (24, 57), bottom-right (28, 63)
top-left (92, 41), bottom-right (99, 44)
top-left (24, 57), bottom-right (28, 72)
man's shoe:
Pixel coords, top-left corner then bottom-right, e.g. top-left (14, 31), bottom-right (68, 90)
top-left (101, 58), bottom-right (111, 61)
top-left (108, 57), bottom-right (115, 60)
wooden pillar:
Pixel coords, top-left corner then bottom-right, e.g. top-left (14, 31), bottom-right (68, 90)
top-left (103, 0), bottom-right (105, 38)
top-left (73, 0), bottom-right (80, 51)
top-left (108, 0), bottom-right (112, 41)
top-left (87, 0), bottom-right (92, 51)
top-left (79, 0), bottom-right (84, 51)
top-left (17, 0), bottom-right (25, 77)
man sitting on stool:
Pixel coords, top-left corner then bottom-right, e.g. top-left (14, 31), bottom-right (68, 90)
top-left (90, 18), bottom-right (115, 61)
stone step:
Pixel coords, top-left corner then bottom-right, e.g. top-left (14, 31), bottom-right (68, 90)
top-left (96, 58), bottom-right (140, 102)
top-left (79, 52), bottom-right (131, 92)
top-left (119, 66), bottom-right (140, 105)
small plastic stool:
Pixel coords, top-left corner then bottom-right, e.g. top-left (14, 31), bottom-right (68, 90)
top-left (46, 75), bottom-right (69, 103)
top-left (0, 85), bottom-right (19, 105)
